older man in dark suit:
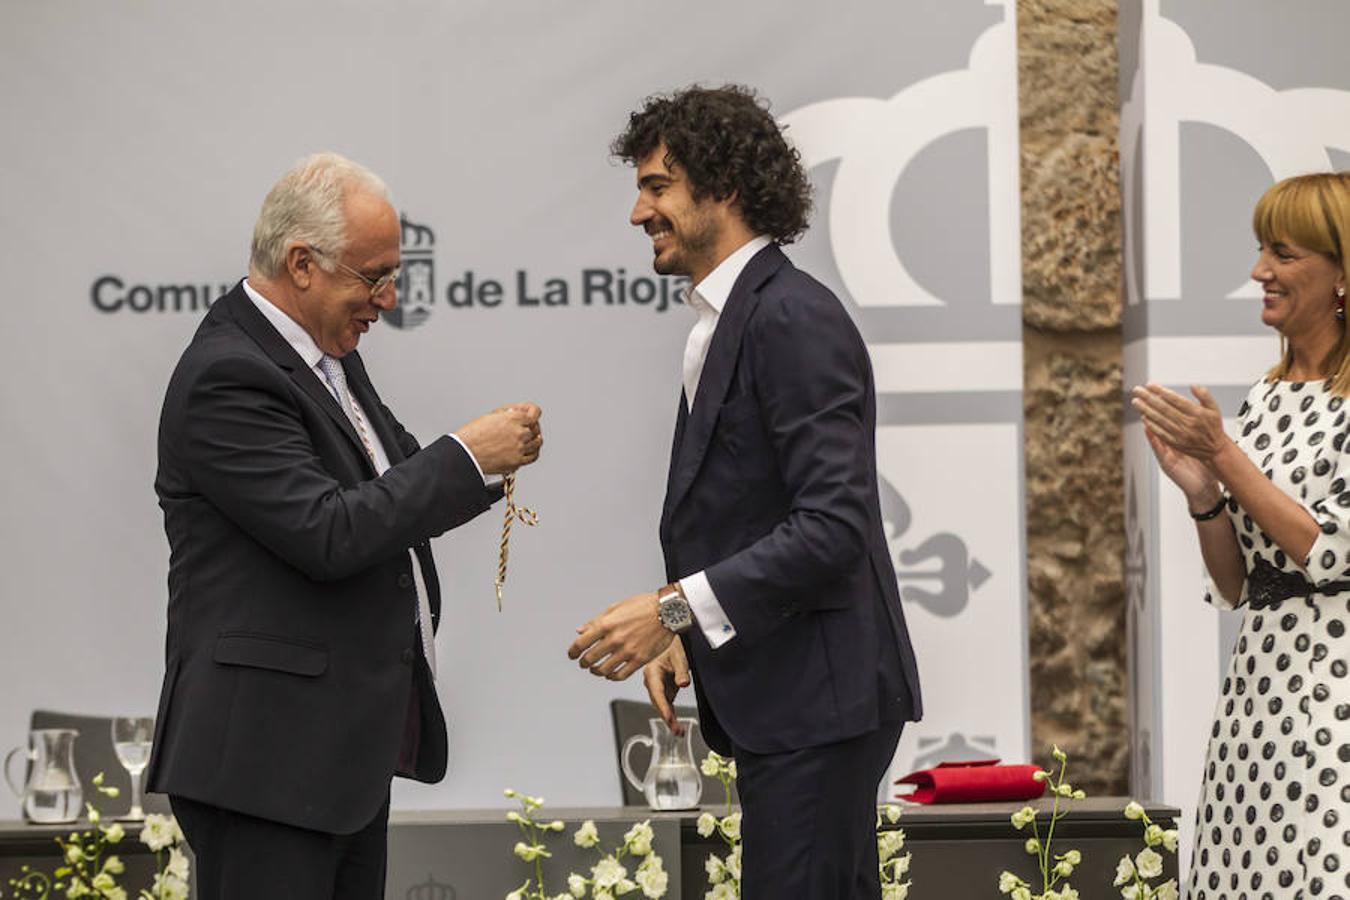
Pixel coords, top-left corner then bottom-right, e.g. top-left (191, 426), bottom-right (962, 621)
top-left (147, 152), bottom-right (542, 900)
top-left (568, 86), bottom-right (922, 898)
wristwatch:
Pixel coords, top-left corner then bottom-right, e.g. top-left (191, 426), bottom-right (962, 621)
top-left (656, 583), bottom-right (694, 634)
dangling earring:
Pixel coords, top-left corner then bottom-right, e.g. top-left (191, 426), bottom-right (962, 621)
top-left (1339, 286), bottom-right (1346, 322)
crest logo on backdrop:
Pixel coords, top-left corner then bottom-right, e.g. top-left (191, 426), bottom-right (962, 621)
top-left (387, 214), bottom-right (436, 330)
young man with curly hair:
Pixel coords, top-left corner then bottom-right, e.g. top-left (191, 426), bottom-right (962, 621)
top-left (569, 85), bottom-right (922, 898)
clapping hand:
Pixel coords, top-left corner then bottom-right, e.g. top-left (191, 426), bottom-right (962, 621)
top-left (1131, 383), bottom-right (1227, 503)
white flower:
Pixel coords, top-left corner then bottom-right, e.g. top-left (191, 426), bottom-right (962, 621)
top-left (707, 883), bottom-right (737, 900)
top-left (165, 846), bottom-right (190, 880)
top-left (1010, 806), bottom-right (1036, 829)
top-left (1054, 858), bottom-right (1074, 877)
top-left (696, 813), bottom-right (717, 838)
top-left (719, 812), bottom-right (741, 841)
top-left (635, 856), bottom-right (668, 898)
top-left (568, 873), bottom-right (588, 897)
top-left (1063, 849), bottom-right (1082, 866)
top-left (101, 854), bottom-right (125, 875)
top-left (1123, 801), bottom-right (1145, 820)
top-left (882, 883), bottom-right (910, 900)
top-left (705, 853), bottom-right (726, 884)
top-left (102, 822), bottom-right (125, 844)
top-left (140, 814), bottom-right (180, 852)
top-left (591, 856), bottom-right (628, 889)
top-left (1114, 855), bottom-right (1136, 885)
top-left (506, 890), bottom-right (524, 900)
top-left (1120, 886), bottom-right (1140, 900)
top-left (726, 844), bottom-right (742, 880)
top-left (624, 820), bottom-right (655, 856)
top-left (999, 871), bottom-right (1024, 893)
top-left (877, 830), bottom-right (906, 862)
top-left (1135, 847), bottom-right (1164, 879)
top-left (1060, 887), bottom-right (1080, 900)
top-left (514, 841), bottom-right (550, 862)
top-left (574, 820), bottom-right (600, 849)
top-left (151, 872), bottom-right (189, 900)
top-left (1154, 879), bottom-right (1180, 900)
top-left (1025, 837), bottom-right (1041, 855)
top-left (701, 755), bottom-right (720, 777)
top-left (1012, 887), bottom-right (1032, 900)
top-left (725, 760), bottom-right (737, 779)
top-left (615, 877), bottom-right (637, 894)
top-left (1161, 829), bottom-right (1179, 853)
top-left (1144, 823), bottom-right (1164, 847)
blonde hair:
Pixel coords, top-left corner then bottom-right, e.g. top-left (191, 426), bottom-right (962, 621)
top-left (1255, 172), bottom-right (1350, 394)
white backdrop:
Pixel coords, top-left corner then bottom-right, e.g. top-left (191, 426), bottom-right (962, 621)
top-left (0, 0), bottom-right (1027, 812)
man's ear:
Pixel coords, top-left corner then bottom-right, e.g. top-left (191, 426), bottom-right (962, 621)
top-left (285, 243), bottom-right (317, 290)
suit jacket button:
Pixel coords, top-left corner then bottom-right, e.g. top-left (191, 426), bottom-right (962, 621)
top-left (401, 648), bottom-right (415, 665)
top-left (397, 573), bottom-right (413, 589)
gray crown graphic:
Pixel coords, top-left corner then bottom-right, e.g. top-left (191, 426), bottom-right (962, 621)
top-left (405, 873), bottom-right (456, 900)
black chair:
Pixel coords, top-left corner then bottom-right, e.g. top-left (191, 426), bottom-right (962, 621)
top-left (608, 699), bottom-right (738, 808)
top-left (27, 710), bottom-right (171, 817)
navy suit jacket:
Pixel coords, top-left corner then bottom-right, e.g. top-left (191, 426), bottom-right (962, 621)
top-left (146, 284), bottom-right (500, 834)
top-left (661, 245), bottom-right (922, 757)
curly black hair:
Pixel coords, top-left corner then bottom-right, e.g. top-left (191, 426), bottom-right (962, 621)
top-left (611, 85), bottom-right (813, 244)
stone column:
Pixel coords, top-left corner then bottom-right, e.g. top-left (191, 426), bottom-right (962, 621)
top-left (1018, 0), bottom-right (1128, 793)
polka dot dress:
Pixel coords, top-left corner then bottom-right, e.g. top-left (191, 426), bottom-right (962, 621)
top-left (1190, 379), bottom-right (1350, 900)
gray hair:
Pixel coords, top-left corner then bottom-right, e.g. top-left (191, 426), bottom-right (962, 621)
top-left (248, 152), bottom-right (391, 279)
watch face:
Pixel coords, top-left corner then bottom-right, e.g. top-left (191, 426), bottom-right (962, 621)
top-left (659, 595), bottom-right (692, 630)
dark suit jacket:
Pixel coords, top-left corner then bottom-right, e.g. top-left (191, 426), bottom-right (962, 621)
top-left (145, 283), bottom-right (500, 834)
top-left (661, 244), bottom-right (922, 757)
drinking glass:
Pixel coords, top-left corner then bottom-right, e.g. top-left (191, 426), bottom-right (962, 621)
top-left (110, 717), bottom-right (154, 821)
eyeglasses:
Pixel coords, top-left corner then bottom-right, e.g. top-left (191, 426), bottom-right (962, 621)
top-left (309, 246), bottom-right (400, 300)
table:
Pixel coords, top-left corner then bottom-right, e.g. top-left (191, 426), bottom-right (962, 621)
top-left (0, 797), bottom-right (1179, 898)
top-left (385, 797), bottom-right (1179, 899)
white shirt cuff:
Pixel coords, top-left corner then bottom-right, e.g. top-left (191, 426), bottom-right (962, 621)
top-left (681, 570), bottom-right (736, 649)
top-left (447, 433), bottom-right (494, 486)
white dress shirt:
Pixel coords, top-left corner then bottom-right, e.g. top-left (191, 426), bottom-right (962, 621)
top-left (676, 235), bottom-right (771, 650)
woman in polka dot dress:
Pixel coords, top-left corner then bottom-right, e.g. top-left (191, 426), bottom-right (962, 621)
top-left (1134, 172), bottom-right (1350, 899)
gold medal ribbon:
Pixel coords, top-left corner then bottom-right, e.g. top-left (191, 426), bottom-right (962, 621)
top-left (495, 472), bottom-right (538, 610)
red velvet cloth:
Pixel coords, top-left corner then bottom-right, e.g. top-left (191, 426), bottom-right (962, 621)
top-left (893, 758), bottom-right (1047, 804)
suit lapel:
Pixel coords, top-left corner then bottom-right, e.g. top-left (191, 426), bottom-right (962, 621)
top-left (660, 391), bottom-right (690, 530)
top-left (663, 244), bottom-right (786, 518)
top-left (342, 348), bottom-right (440, 623)
top-left (223, 285), bottom-right (376, 476)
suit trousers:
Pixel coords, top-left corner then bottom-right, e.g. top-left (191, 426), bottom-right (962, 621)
top-left (170, 793), bottom-right (389, 900)
top-left (733, 718), bottom-right (905, 899)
